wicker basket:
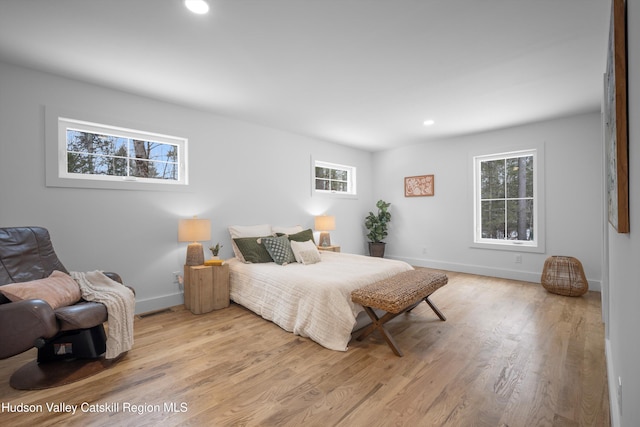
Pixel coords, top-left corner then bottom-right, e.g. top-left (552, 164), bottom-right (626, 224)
top-left (541, 256), bottom-right (588, 297)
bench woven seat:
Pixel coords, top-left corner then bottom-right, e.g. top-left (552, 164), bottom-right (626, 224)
top-left (351, 269), bottom-right (448, 313)
top-left (351, 269), bottom-right (448, 356)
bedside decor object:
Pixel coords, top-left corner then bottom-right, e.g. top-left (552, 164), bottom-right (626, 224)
top-left (365, 200), bottom-right (391, 257)
top-left (204, 259), bottom-right (224, 266)
top-left (209, 243), bottom-right (223, 258)
top-left (315, 215), bottom-right (335, 247)
top-left (178, 217), bottom-right (211, 266)
top-left (405, 175), bottom-right (434, 197)
top-left (317, 245), bottom-right (340, 253)
top-left (183, 263), bottom-right (229, 314)
top-left (541, 256), bottom-right (588, 297)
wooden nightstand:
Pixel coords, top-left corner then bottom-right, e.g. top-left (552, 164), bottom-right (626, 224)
top-left (183, 263), bottom-right (230, 314)
top-left (317, 245), bottom-right (340, 253)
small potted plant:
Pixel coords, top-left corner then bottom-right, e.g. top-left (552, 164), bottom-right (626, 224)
top-left (364, 199), bottom-right (391, 257)
top-left (209, 243), bottom-right (223, 259)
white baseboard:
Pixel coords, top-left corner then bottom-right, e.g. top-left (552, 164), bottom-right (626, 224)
top-left (606, 338), bottom-right (620, 427)
top-left (134, 292), bottom-right (184, 314)
top-left (390, 256), bottom-right (602, 291)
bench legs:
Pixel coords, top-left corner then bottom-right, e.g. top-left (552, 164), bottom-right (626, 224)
top-left (355, 295), bottom-right (446, 357)
top-left (356, 307), bottom-right (406, 356)
top-left (407, 296), bottom-right (446, 321)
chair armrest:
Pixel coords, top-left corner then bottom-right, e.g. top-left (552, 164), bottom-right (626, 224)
top-left (103, 272), bottom-right (123, 284)
top-left (0, 299), bottom-right (57, 359)
top-left (103, 272), bottom-right (135, 297)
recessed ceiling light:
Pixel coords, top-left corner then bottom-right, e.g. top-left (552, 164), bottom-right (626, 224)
top-left (423, 119), bottom-right (435, 126)
top-left (184, 0), bottom-right (209, 15)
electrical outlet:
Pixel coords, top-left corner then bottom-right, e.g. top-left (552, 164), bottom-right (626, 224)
top-left (172, 271), bottom-right (181, 285)
top-left (421, 246), bottom-right (427, 255)
top-left (514, 254), bottom-right (522, 264)
top-left (618, 376), bottom-right (622, 416)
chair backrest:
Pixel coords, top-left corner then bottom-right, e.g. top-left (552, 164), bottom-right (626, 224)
top-left (0, 227), bottom-right (68, 287)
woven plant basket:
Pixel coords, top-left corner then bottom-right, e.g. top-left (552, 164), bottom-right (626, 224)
top-left (541, 256), bottom-right (588, 297)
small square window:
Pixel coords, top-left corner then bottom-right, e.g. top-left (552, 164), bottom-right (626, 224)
top-left (313, 160), bottom-right (356, 196)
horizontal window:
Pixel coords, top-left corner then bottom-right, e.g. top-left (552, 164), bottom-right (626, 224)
top-left (54, 117), bottom-right (188, 187)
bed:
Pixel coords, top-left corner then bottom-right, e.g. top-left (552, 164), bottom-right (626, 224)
top-left (228, 251), bottom-right (413, 351)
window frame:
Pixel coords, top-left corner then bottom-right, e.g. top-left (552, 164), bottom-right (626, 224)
top-left (45, 107), bottom-right (189, 191)
top-left (470, 144), bottom-right (545, 253)
top-left (312, 159), bottom-right (357, 198)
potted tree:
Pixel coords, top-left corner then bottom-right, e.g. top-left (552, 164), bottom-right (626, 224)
top-left (364, 199), bottom-right (391, 257)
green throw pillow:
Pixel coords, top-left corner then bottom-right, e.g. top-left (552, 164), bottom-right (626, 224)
top-left (233, 236), bottom-right (273, 263)
top-left (260, 235), bottom-right (296, 265)
top-left (287, 228), bottom-right (315, 244)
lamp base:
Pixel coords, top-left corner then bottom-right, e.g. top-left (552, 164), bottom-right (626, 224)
top-left (185, 242), bottom-right (205, 266)
top-left (318, 232), bottom-right (332, 247)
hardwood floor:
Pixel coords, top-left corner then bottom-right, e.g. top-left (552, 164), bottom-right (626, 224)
top-left (0, 271), bottom-right (610, 426)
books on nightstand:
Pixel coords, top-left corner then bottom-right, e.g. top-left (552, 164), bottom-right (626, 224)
top-left (204, 259), bottom-right (224, 266)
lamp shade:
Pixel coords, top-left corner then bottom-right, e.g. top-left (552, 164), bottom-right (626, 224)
top-left (178, 218), bottom-right (211, 242)
top-left (314, 215), bottom-right (336, 232)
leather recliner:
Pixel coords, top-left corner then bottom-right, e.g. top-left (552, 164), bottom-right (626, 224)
top-left (0, 226), bottom-right (131, 368)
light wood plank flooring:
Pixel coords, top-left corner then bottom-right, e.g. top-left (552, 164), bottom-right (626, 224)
top-left (0, 271), bottom-right (610, 426)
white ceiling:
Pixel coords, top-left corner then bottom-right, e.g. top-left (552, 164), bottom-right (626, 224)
top-left (0, 0), bottom-right (610, 152)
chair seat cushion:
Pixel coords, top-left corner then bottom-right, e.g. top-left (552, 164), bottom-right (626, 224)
top-left (55, 301), bottom-right (107, 331)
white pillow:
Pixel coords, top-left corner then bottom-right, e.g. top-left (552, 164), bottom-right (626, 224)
top-left (228, 224), bottom-right (272, 238)
top-left (229, 224), bottom-right (273, 261)
top-left (290, 239), bottom-right (321, 265)
top-left (272, 225), bottom-right (304, 235)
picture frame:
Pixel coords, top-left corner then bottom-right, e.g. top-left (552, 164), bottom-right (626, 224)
top-left (604, 0), bottom-right (629, 233)
top-left (404, 175), bottom-right (434, 197)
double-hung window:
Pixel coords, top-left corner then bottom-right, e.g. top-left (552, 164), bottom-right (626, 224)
top-left (313, 160), bottom-right (357, 196)
top-left (473, 148), bottom-right (543, 251)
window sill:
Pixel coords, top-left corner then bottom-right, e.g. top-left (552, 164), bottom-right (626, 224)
top-left (470, 241), bottom-right (545, 254)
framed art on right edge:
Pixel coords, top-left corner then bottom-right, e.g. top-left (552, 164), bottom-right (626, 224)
top-left (604, 0), bottom-right (629, 233)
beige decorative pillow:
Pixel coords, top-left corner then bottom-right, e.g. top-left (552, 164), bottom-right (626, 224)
top-left (299, 249), bottom-right (322, 265)
top-left (0, 270), bottom-right (81, 309)
top-left (290, 239), bottom-right (321, 264)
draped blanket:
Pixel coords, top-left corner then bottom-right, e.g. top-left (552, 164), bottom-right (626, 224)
top-left (70, 271), bottom-right (135, 359)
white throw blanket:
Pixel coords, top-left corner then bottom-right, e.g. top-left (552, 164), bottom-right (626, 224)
top-left (229, 252), bottom-right (413, 351)
top-left (70, 271), bottom-right (135, 359)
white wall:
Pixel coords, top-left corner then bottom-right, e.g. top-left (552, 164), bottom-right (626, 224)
top-left (606, 1), bottom-right (640, 425)
top-left (372, 112), bottom-right (603, 289)
top-left (0, 61), bottom-right (374, 313)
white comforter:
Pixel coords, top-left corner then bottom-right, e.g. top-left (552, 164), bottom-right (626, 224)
top-left (228, 251), bottom-right (413, 351)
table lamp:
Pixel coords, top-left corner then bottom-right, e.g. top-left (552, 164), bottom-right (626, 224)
top-left (178, 217), bottom-right (211, 266)
top-left (315, 215), bottom-right (335, 247)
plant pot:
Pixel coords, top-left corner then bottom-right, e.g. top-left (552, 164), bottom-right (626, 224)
top-left (368, 242), bottom-right (386, 258)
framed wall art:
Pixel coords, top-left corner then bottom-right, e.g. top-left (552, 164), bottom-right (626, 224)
top-left (404, 175), bottom-right (434, 197)
top-left (604, 0), bottom-right (629, 233)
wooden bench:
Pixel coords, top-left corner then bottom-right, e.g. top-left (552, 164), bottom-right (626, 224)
top-left (351, 269), bottom-right (448, 356)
